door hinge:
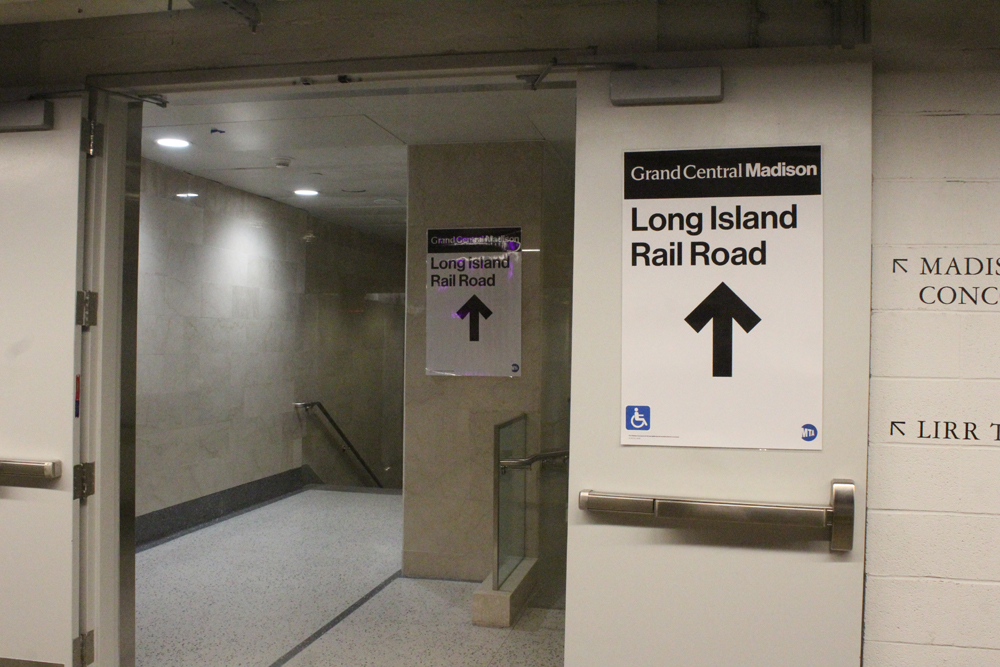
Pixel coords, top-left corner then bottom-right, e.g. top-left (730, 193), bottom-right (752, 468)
top-left (76, 290), bottom-right (98, 328)
top-left (81, 118), bottom-right (104, 157)
top-left (73, 462), bottom-right (95, 501)
top-left (72, 629), bottom-right (94, 667)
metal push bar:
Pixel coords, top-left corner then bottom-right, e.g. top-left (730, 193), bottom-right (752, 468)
top-left (0, 459), bottom-right (63, 480)
top-left (579, 480), bottom-right (855, 552)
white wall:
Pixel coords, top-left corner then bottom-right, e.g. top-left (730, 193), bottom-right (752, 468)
top-left (865, 71), bottom-right (1000, 666)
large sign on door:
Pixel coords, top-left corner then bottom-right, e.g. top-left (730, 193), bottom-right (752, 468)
top-left (621, 146), bottom-right (824, 449)
top-left (425, 227), bottom-right (522, 377)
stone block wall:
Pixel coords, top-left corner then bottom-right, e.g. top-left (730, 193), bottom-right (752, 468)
top-left (136, 159), bottom-right (404, 515)
top-left (864, 71), bottom-right (1000, 666)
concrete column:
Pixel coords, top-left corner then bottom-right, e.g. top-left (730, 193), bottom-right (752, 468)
top-left (403, 142), bottom-right (549, 581)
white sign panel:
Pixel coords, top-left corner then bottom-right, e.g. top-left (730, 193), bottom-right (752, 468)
top-left (621, 146), bottom-right (824, 449)
top-left (426, 227), bottom-right (522, 377)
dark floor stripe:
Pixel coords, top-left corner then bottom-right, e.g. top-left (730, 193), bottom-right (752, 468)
top-left (268, 570), bottom-right (403, 667)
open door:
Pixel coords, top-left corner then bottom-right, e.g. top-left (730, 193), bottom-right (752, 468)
top-left (565, 59), bottom-right (872, 667)
top-left (0, 97), bottom-right (90, 667)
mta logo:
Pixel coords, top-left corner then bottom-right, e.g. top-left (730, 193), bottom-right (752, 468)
top-left (626, 406), bottom-right (650, 431)
top-left (801, 424), bottom-right (818, 441)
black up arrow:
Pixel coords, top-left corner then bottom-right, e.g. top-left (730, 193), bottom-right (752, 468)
top-left (685, 282), bottom-right (761, 377)
top-left (456, 294), bottom-right (493, 342)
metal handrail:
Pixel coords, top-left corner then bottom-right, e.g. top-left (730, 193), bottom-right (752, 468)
top-left (500, 449), bottom-right (569, 471)
top-left (294, 401), bottom-right (383, 488)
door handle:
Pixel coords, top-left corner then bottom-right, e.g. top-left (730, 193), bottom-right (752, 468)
top-left (0, 459), bottom-right (63, 480)
top-left (579, 480), bottom-right (854, 552)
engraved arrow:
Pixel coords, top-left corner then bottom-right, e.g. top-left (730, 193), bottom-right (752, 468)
top-left (685, 282), bottom-right (761, 377)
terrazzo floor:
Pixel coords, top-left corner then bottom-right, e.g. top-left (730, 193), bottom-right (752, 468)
top-left (136, 487), bottom-right (565, 667)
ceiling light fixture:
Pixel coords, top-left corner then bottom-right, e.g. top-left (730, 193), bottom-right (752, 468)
top-left (342, 188), bottom-right (367, 193)
top-left (176, 193), bottom-right (199, 198)
top-left (156, 138), bottom-right (191, 148)
top-left (294, 189), bottom-right (319, 196)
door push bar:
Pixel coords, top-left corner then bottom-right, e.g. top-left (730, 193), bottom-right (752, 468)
top-left (579, 480), bottom-right (855, 552)
top-left (0, 459), bottom-right (62, 480)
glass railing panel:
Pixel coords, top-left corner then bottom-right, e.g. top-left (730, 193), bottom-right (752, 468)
top-left (495, 414), bottom-right (527, 588)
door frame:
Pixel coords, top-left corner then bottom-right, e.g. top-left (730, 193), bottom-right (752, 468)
top-left (67, 45), bottom-right (873, 666)
top-left (77, 90), bottom-right (141, 667)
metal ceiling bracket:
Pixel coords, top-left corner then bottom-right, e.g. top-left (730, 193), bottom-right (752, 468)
top-left (515, 58), bottom-right (558, 90)
top-left (190, 0), bottom-right (262, 32)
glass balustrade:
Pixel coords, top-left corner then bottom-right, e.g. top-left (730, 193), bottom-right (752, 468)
top-left (494, 414), bottom-right (527, 588)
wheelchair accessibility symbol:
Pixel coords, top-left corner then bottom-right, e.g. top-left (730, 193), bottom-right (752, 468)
top-left (626, 406), bottom-right (650, 431)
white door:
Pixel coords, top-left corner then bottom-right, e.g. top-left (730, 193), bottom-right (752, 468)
top-left (0, 98), bottom-right (86, 667)
top-left (565, 61), bottom-right (872, 666)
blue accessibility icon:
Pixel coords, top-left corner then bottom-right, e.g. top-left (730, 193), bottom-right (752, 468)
top-left (626, 406), bottom-right (650, 431)
top-left (801, 424), bottom-right (818, 441)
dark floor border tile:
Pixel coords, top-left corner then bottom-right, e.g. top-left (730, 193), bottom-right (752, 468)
top-left (305, 483), bottom-right (403, 496)
top-left (269, 570), bottom-right (402, 667)
top-left (135, 465), bottom-right (323, 548)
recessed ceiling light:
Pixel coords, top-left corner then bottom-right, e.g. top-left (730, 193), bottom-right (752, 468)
top-left (294, 189), bottom-right (319, 196)
top-left (176, 193), bottom-right (199, 198)
top-left (156, 138), bottom-right (190, 148)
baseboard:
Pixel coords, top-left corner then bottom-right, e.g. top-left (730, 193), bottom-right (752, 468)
top-left (136, 465), bottom-right (323, 547)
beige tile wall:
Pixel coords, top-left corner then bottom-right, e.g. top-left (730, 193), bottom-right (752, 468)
top-left (136, 160), bottom-right (405, 515)
top-left (297, 224), bottom-right (406, 489)
top-left (864, 70), bottom-right (1000, 666)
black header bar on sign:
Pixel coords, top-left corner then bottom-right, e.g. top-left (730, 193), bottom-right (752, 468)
top-left (427, 227), bottom-right (522, 254)
top-left (624, 145), bottom-right (821, 199)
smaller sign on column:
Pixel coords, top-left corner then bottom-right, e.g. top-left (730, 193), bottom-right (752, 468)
top-left (426, 227), bottom-right (522, 377)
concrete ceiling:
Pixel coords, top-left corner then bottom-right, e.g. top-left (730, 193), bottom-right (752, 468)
top-left (141, 77), bottom-right (577, 244)
top-left (0, 0), bottom-right (192, 24)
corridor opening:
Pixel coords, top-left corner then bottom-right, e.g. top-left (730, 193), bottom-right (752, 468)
top-left (127, 73), bottom-right (576, 666)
